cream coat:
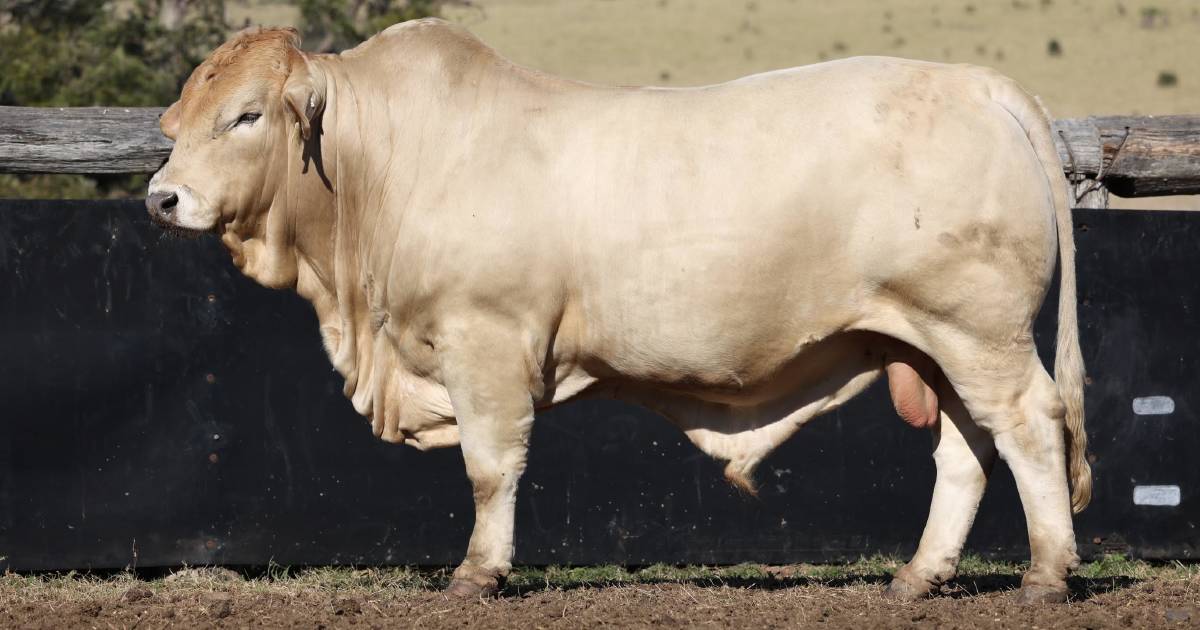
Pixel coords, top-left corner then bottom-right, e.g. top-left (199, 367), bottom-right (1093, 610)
top-left (147, 19), bottom-right (1089, 602)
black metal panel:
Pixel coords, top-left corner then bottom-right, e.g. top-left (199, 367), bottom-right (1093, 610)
top-left (0, 200), bottom-right (1195, 570)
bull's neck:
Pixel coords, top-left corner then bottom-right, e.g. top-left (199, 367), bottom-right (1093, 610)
top-left (228, 63), bottom-right (342, 300)
top-left (244, 40), bottom-right (513, 316)
top-left (289, 55), bottom-right (375, 303)
top-left (280, 54), bottom-right (402, 380)
top-left (292, 52), bottom-right (445, 299)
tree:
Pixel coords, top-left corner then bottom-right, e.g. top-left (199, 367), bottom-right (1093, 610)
top-left (0, 0), bottom-right (230, 197)
top-left (0, 0), bottom-right (228, 108)
top-left (0, 0), bottom-right (444, 198)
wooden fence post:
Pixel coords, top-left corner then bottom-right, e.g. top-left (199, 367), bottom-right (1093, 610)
top-left (1071, 177), bottom-right (1110, 210)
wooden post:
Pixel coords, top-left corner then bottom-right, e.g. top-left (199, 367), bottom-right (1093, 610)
top-left (1071, 177), bottom-right (1110, 210)
top-left (1052, 115), bottom-right (1200, 198)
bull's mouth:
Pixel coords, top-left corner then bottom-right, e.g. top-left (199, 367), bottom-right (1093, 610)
top-left (145, 185), bottom-right (220, 236)
top-left (147, 212), bottom-right (212, 239)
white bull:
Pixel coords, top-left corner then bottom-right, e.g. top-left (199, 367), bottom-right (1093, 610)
top-left (146, 18), bottom-right (1090, 602)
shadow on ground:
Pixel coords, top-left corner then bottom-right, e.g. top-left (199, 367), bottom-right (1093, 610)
top-left (493, 572), bottom-right (1141, 602)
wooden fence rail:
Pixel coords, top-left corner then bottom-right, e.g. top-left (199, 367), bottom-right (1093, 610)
top-left (0, 107), bottom-right (170, 175)
top-left (1053, 115), bottom-right (1200, 198)
top-left (0, 106), bottom-right (1197, 198)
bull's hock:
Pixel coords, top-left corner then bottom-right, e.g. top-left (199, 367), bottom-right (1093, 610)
top-left (0, 106), bottom-right (1197, 197)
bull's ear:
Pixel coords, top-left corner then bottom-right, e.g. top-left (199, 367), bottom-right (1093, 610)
top-left (282, 57), bottom-right (327, 142)
top-left (160, 101), bottom-right (182, 141)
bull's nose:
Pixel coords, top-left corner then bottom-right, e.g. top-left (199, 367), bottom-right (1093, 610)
top-left (146, 191), bottom-right (179, 217)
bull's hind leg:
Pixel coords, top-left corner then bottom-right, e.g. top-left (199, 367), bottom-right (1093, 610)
top-left (989, 360), bottom-right (1079, 603)
top-left (928, 341), bottom-right (1079, 603)
top-left (885, 384), bottom-right (996, 601)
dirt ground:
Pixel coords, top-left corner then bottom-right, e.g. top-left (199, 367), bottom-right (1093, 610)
top-left (3, 560), bottom-right (1198, 629)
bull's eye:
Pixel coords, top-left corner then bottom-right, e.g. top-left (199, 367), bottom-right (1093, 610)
top-left (235, 112), bottom-right (261, 127)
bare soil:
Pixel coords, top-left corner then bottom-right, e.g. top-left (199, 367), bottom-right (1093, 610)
top-left (3, 565), bottom-right (1198, 629)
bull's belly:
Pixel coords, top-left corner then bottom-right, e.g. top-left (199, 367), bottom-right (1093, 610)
top-left (558, 330), bottom-right (895, 491)
top-left (664, 329), bottom-right (886, 407)
top-left (570, 315), bottom-right (887, 409)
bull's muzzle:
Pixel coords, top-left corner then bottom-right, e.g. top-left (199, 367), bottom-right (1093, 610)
top-left (146, 191), bottom-right (179, 221)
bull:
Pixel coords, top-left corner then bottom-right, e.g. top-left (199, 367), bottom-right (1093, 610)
top-left (146, 19), bottom-right (1090, 602)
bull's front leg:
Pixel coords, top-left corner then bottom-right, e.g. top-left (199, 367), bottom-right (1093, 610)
top-left (437, 323), bottom-right (539, 598)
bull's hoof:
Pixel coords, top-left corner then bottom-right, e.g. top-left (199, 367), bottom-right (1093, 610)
top-left (446, 577), bottom-right (500, 599)
top-left (882, 576), bottom-right (932, 602)
top-left (1015, 584), bottom-right (1069, 605)
top-left (446, 566), bottom-right (504, 599)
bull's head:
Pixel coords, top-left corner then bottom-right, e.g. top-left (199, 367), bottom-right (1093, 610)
top-left (146, 27), bottom-right (326, 235)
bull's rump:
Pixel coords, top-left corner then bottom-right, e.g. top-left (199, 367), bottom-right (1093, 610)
top-left (532, 56), bottom-right (1059, 384)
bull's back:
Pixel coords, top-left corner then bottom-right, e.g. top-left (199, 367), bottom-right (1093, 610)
top-left (537, 57), bottom-right (1057, 384)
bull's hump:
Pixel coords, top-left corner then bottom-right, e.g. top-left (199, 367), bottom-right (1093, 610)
top-left (347, 17), bottom-right (493, 63)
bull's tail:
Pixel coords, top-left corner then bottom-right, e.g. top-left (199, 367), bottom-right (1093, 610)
top-left (987, 72), bottom-right (1091, 514)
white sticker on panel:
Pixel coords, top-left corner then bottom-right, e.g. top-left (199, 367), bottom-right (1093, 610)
top-left (1133, 485), bottom-right (1181, 507)
top-left (1132, 396), bottom-right (1175, 416)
